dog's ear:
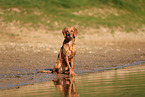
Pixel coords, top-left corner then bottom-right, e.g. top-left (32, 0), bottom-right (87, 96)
top-left (73, 27), bottom-right (78, 38)
top-left (62, 27), bottom-right (67, 38)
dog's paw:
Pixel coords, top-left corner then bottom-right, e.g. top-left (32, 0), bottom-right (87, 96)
top-left (69, 71), bottom-right (77, 76)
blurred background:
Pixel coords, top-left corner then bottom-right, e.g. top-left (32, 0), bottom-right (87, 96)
top-left (0, 0), bottom-right (145, 42)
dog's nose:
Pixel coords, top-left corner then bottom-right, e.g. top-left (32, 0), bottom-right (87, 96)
top-left (68, 34), bottom-right (71, 37)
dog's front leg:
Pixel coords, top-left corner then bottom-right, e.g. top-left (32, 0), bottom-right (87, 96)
top-left (65, 56), bottom-right (72, 75)
top-left (70, 57), bottom-right (76, 75)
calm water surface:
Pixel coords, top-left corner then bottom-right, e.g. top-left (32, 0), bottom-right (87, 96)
top-left (1, 64), bottom-right (145, 97)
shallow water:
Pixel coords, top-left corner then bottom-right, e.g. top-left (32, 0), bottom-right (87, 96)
top-left (1, 64), bottom-right (145, 97)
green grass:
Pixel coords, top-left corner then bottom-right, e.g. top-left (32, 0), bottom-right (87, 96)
top-left (0, 0), bottom-right (145, 32)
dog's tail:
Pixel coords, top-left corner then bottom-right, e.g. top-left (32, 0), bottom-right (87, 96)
top-left (37, 70), bottom-right (52, 73)
top-left (37, 69), bottom-right (53, 73)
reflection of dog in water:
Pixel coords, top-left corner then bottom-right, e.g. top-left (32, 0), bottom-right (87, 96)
top-left (37, 27), bottom-right (78, 76)
top-left (53, 76), bottom-right (79, 97)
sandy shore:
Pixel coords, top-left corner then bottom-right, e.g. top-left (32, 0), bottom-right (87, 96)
top-left (0, 32), bottom-right (145, 89)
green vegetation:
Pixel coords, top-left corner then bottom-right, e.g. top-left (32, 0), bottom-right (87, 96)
top-left (0, 0), bottom-right (145, 32)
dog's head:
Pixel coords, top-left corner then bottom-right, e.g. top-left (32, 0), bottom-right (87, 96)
top-left (62, 27), bottom-right (78, 40)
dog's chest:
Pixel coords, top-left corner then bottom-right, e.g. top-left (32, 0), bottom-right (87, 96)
top-left (68, 43), bottom-right (76, 57)
top-left (62, 42), bottom-right (76, 58)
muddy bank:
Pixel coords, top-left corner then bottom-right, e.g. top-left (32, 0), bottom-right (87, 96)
top-left (0, 37), bottom-right (145, 89)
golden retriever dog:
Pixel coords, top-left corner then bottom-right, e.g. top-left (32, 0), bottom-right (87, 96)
top-left (38, 27), bottom-right (78, 76)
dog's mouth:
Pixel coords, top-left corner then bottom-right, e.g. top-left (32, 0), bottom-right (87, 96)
top-left (66, 34), bottom-right (72, 39)
top-left (66, 36), bottom-right (72, 39)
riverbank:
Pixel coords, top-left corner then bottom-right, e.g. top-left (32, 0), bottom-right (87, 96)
top-left (0, 33), bottom-right (145, 89)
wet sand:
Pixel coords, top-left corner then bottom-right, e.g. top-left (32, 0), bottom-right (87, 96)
top-left (0, 33), bottom-right (145, 89)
